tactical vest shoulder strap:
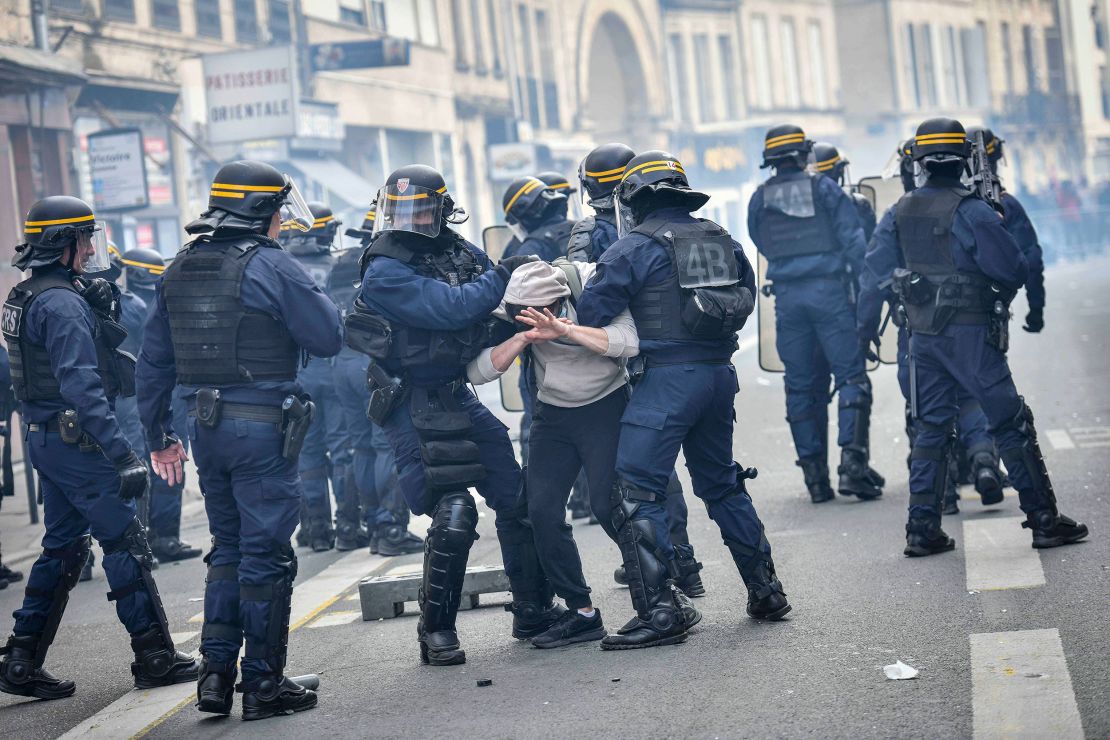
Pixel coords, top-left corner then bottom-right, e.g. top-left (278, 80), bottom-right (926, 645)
top-left (367, 233), bottom-right (419, 264)
top-left (551, 258), bottom-right (584, 303)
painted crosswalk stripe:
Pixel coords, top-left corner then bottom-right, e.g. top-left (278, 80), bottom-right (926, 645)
top-left (970, 629), bottom-right (1084, 739)
top-left (963, 517), bottom-right (1045, 591)
top-left (57, 550), bottom-right (392, 740)
top-left (1045, 429), bottom-right (1075, 450)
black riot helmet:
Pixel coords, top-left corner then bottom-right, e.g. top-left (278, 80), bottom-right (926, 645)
top-left (897, 140), bottom-right (915, 193)
top-left (911, 118), bottom-right (970, 162)
top-left (502, 176), bottom-right (566, 229)
top-left (185, 160), bottom-right (314, 236)
top-left (761, 124), bottom-right (813, 169)
top-left (812, 142), bottom-right (849, 185)
top-left (615, 150), bottom-right (710, 236)
top-left (536, 171), bottom-right (576, 197)
top-left (279, 201), bottom-right (340, 255)
top-left (120, 247), bottom-right (166, 289)
top-left (13, 195), bottom-right (110, 272)
top-left (578, 143), bottom-right (636, 209)
top-left (965, 125), bottom-right (1005, 172)
top-left (374, 164), bottom-right (465, 240)
top-left (344, 201), bottom-right (377, 242)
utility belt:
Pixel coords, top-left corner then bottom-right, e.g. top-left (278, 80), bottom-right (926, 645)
top-left (27, 410), bottom-right (101, 453)
top-left (188, 388), bottom-right (315, 461)
top-left (627, 355), bottom-right (732, 385)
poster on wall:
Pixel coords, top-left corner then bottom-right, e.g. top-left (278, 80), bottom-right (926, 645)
top-left (87, 128), bottom-right (149, 212)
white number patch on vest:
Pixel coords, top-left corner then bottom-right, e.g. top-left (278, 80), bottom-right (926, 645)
top-left (764, 180), bottom-right (816, 218)
top-left (673, 236), bottom-right (739, 289)
top-left (1, 302), bottom-right (22, 339)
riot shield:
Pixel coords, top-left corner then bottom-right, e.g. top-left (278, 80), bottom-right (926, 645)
top-left (855, 176), bottom-right (903, 218)
top-left (482, 225), bottom-right (513, 263)
top-left (756, 252), bottom-right (784, 373)
top-left (499, 357), bottom-right (524, 412)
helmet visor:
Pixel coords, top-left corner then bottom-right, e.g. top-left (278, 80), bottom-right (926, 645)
top-left (78, 223), bottom-right (111, 274)
top-left (280, 175), bottom-right (314, 232)
top-left (373, 184), bottom-right (443, 239)
top-left (881, 149), bottom-right (904, 180)
top-left (615, 198), bottom-right (637, 239)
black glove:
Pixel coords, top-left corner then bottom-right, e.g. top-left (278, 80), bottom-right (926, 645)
top-left (858, 335), bottom-right (880, 363)
top-left (78, 277), bottom-right (118, 314)
top-left (499, 254), bottom-right (540, 274)
top-left (114, 451), bottom-right (150, 501)
top-left (1022, 307), bottom-right (1044, 333)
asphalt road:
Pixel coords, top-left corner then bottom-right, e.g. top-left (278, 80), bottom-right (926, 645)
top-left (0, 255), bottom-right (1107, 739)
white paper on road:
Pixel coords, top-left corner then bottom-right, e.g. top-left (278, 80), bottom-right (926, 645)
top-left (57, 550), bottom-right (392, 740)
top-left (970, 628), bottom-right (1084, 740)
top-left (962, 517), bottom-right (1046, 592)
top-left (883, 660), bottom-right (919, 680)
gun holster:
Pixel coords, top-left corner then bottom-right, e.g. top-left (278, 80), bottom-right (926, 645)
top-left (195, 388), bottom-right (222, 429)
top-left (987, 301), bottom-right (1010, 353)
top-left (57, 409), bottom-right (82, 445)
top-left (281, 395), bottom-right (315, 461)
top-left (365, 361), bottom-right (405, 426)
top-left (627, 356), bottom-right (647, 386)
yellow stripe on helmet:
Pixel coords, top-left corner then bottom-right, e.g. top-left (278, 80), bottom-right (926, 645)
top-left (24, 214), bottom-right (96, 227)
top-left (620, 160), bottom-right (685, 183)
top-left (120, 258), bottom-right (165, 274)
top-left (765, 132), bottom-right (807, 149)
top-left (365, 211), bottom-right (376, 220)
top-left (547, 182), bottom-right (571, 190)
top-left (385, 192), bottom-right (431, 201)
top-left (585, 165), bottom-right (626, 178)
top-left (815, 155), bottom-right (841, 172)
top-left (24, 227), bottom-right (42, 233)
top-left (312, 215), bottom-right (334, 225)
top-left (503, 179), bottom-right (542, 214)
top-left (915, 134), bottom-right (968, 144)
top-left (211, 190), bottom-right (246, 199)
top-left (210, 182), bottom-right (286, 192)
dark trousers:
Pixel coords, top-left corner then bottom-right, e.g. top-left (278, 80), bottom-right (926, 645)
top-left (189, 414), bottom-right (301, 682)
top-left (115, 393), bottom-right (188, 537)
top-left (297, 359), bottom-right (352, 523)
top-left (527, 388), bottom-right (626, 609)
top-left (14, 431), bottom-right (154, 636)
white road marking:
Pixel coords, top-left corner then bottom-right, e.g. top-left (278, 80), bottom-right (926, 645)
top-left (1068, 426), bottom-right (1110, 448)
top-left (168, 631), bottom-right (198, 645)
top-left (307, 610), bottom-right (362, 629)
top-left (963, 517), bottom-right (1045, 592)
top-left (971, 629), bottom-right (1084, 740)
top-left (186, 611), bottom-right (203, 624)
top-left (57, 550), bottom-right (391, 740)
top-left (1044, 429), bottom-right (1075, 450)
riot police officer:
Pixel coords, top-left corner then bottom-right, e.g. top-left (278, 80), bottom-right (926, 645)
top-left (501, 176), bottom-right (575, 261)
top-left (0, 196), bottom-right (197, 700)
top-left (577, 151), bottom-right (790, 649)
top-left (116, 247), bottom-right (200, 561)
top-left (567, 143), bottom-right (633, 263)
top-left (137, 161), bottom-right (341, 719)
top-left (964, 127), bottom-right (1046, 334)
top-left (334, 208), bottom-right (422, 556)
top-left (812, 143), bottom-right (876, 240)
top-left (748, 125), bottom-right (882, 504)
top-left (278, 202), bottom-right (364, 552)
top-left (346, 164), bottom-right (559, 665)
top-left (870, 141), bottom-right (1005, 516)
top-left (0, 344), bottom-right (19, 589)
top-left (858, 118), bottom-right (1088, 556)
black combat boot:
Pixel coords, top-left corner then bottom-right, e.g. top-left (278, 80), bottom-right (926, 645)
top-left (1023, 510), bottom-right (1089, 549)
top-left (376, 523), bottom-right (424, 557)
top-left (970, 450), bottom-right (1005, 505)
top-left (130, 626), bottom-right (200, 689)
top-left (0, 633), bottom-right (76, 700)
top-left (723, 537), bottom-right (791, 621)
top-left (151, 536), bottom-right (202, 563)
top-left (196, 657), bottom-right (237, 715)
top-left (942, 455), bottom-right (960, 515)
top-left (673, 544), bottom-right (706, 597)
top-left (79, 552), bottom-right (94, 582)
top-left (797, 457), bottom-right (834, 503)
top-left (239, 674), bottom-right (317, 721)
top-left (295, 499), bottom-right (311, 548)
top-left (308, 517), bottom-right (335, 553)
top-left (335, 523), bottom-right (371, 552)
top-left (837, 447), bottom-right (883, 500)
top-left (601, 583), bottom-right (688, 650)
top-left (904, 515), bottom-right (955, 557)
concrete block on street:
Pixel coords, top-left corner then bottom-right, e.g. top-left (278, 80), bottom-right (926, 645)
top-left (359, 564), bottom-right (510, 621)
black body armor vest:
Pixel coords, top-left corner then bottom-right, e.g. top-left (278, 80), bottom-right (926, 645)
top-left (894, 187), bottom-right (993, 335)
top-left (2, 271), bottom-right (134, 402)
top-left (628, 217), bottom-right (752, 342)
top-left (757, 171), bottom-right (837, 260)
top-left (345, 233), bottom-right (492, 369)
top-left (161, 235), bottom-right (299, 386)
top-left (527, 219), bottom-right (575, 258)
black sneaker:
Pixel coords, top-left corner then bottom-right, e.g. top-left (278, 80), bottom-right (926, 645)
top-left (531, 609), bottom-right (606, 649)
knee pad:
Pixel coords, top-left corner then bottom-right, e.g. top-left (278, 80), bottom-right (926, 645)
top-left (201, 545), bottom-right (241, 645)
top-left (242, 545), bottom-right (297, 674)
top-left (610, 479), bottom-right (660, 533)
top-left (102, 519), bottom-right (174, 646)
top-left (907, 421), bottom-right (956, 509)
top-left (41, 534), bottom-right (92, 592)
top-left (994, 398), bottom-right (1056, 506)
top-left (429, 492), bottom-right (479, 553)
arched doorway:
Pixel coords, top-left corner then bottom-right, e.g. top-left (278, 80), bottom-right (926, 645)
top-left (583, 12), bottom-right (655, 149)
